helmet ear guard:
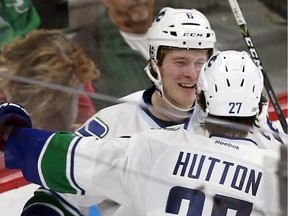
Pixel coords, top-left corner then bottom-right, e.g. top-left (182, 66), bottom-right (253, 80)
top-left (144, 60), bottom-right (163, 96)
top-left (197, 50), bottom-right (264, 117)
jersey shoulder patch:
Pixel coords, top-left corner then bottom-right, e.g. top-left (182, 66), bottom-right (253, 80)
top-left (76, 117), bottom-right (109, 138)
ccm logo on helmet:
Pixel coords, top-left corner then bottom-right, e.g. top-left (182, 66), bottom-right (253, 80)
top-left (183, 33), bottom-right (203, 37)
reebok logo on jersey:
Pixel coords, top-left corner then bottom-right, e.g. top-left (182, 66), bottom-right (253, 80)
top-left (215, 140), bottom-right (239, 150)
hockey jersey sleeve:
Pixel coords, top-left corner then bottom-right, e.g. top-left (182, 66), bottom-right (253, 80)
top-left (4, 127), bottom-right (132, 206)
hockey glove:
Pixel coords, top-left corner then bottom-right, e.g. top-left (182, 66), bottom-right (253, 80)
top-left (0, 102), bottom-right (32, 151)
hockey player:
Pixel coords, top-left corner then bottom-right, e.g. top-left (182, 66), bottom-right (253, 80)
top-left (0, 50), bottom-right (283, 216)
top-left (75, 7), bottom-right (216, 139)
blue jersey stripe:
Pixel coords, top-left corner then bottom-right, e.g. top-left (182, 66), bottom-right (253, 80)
top-left (5, 127), bottom-right (54, 185)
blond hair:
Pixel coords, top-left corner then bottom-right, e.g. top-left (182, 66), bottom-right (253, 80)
top-left (0, 29), bottom-right (100, 129)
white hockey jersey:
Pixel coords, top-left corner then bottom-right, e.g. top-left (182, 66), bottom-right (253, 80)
top-left (7, 127), bottom-right (282, 216)
top-left (75, 88), bottom-right (193, 139)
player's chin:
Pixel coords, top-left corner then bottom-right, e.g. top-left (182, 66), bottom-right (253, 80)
top-left (175, 94), bottom-right (195, 107)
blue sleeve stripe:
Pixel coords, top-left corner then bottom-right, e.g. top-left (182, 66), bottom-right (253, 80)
top-left (5, 128), bottom-right (55, 185)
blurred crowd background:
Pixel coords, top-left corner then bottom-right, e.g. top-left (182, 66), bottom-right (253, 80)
top-left (1, 0), bottom-right (287, 95)
top-left (31, 0), bottom-right (287, 94)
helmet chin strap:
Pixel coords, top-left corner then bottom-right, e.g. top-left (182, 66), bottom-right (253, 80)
top-left (162, 93), bottom-right (194, 112)
top-left (145, 60), bottom-right (194, 120)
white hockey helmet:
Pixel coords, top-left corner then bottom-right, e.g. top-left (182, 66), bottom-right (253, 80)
top-left (197, 50), bottom-right (264, 117)
top-left (147, 7), bottom-right (216, 61)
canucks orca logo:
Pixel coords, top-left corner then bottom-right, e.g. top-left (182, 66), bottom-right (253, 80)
top-left (208, 53), bottom-right (219, 67)
top-left (186, 12), bottom-right (194, 19)
top-left (155, 9), bottom-right (166, 22)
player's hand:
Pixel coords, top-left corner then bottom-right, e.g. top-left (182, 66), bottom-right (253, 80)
top-left (0, 103), bottom-right (32, 151)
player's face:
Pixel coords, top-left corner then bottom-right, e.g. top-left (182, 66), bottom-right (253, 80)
top-left (159, 49), bottom-right (208, 109)
top-left (103, 0), bottom-right (154, 33)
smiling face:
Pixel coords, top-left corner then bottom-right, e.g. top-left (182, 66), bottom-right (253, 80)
top-left (103, 0), bottom-right (154, 33)
top-left (158, 49), bottom-right (208, 109)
